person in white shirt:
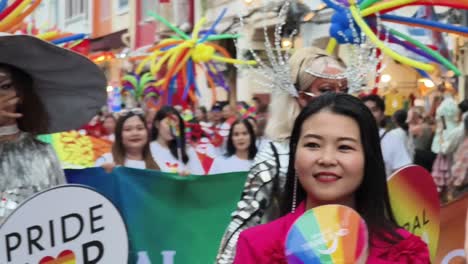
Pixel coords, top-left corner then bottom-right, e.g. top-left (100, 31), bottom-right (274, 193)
top-left (150, 106), bottom-right (204, 175)
top-left (362, 95), bottom-right (412, 177)
top-left (96, 110), bottom-right (159, 171)
top-left (210, 119), bottom-right (258, 174)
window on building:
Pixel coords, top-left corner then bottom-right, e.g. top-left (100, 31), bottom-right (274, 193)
top-left (141, 0), bottom-right (158, 21)
top-left (118, 0), bottom-right (129, 13)
top-left (65, 0), bottom-right (87, 20)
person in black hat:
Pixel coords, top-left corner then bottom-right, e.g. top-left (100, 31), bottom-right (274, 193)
top-left (0, 34), bottom-right (106, 222)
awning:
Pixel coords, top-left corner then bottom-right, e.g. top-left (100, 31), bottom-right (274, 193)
top-left (90, 29), bottom-right (128, 52)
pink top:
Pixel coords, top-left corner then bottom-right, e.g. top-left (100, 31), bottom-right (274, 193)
top-left (234, 202), bottom-right (430, 264)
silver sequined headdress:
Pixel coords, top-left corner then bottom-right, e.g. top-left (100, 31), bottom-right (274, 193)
top-left (235, 2), bottom-right (381, 96)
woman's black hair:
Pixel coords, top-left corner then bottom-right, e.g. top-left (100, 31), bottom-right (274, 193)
top-left (281, 93), bottom-right (402, 245)
top-left (459, 99), bottom-right (468, 114)
top-left (361, 94), bottom-right (386, 127)
top-left (225, 119), bottom-right (257, 159)
top-left (245, 116), bottom-right (257, 124)
top-left (393, 109), bottom-right (409, 132)
top-left (152, 106), bottom-right (189, 164)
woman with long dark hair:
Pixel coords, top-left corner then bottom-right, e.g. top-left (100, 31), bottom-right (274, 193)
top-left (217, 47), bottom-right (349, 262)
top-left (209, 119), bottom-right (257, 174)
top-left (96, 110), bottom-right (159, 170)
top-left (234, 93), bottom-right (429, 263)
top-left (150, 106), bottom-right (203, 175)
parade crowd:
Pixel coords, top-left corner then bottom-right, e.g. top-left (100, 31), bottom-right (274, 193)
top-left (0, 34), bottom-right (467, 263)
top-left (82, 82), bottom-right (468, 201)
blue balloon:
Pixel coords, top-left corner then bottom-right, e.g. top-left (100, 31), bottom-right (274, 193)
top-left (198, 8), bottom-right (228, 44)
top-left (182, 60), bottom-right (194, 101)
top-left (322, 0), bottom-right (344, 11)
top-left (51, 34), bottom-right (87, 45)
top-left (329, 9), bottom-right (362, 44)
top-left (0, 0), bottom-right (8, 13)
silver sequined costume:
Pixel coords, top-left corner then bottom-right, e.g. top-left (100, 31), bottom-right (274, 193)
top-left (216, 140), bottom-right (290, 263)
top-left (0, 132), bottom-right (65, 222)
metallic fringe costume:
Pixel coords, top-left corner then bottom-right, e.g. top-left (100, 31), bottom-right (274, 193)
top-left (216, 140), bottom-right (290, 263)
top-left (0, 132), bottom-right (65, 222)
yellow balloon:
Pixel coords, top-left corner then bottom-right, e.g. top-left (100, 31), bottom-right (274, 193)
top-left (361, 0), bottom-right (417, 17)
top-left (193, 44), bottom-right (215, 63)
top-left (192, 17), bottom-right (207, 40)
top-left (136, 56), bottom-right (151, 74)
top-left (326, 38), bottom-right (338, 55)
top-left (37, 31), bottom-right (59, 40)
top-left (151, 48), bottom-right (177, 76)
top-left (349, 2), bottom-right (434, 72)
top-left (168, 41), bottom-right (194, 67)
top-left (212, 55), bottom-right (257, 65)
top-left (0, 0), bottom-right (32, 28)
top-left (157, 50), bottom-right (193, 88)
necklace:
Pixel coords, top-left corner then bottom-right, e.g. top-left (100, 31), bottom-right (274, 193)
top-left (0, 124), bottom-right (19, 136)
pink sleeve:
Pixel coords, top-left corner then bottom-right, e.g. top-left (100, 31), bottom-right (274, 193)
top-left (233, 232), bottom-right (258, 264)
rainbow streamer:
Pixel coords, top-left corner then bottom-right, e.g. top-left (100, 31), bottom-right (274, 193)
top-left (38, 131), bottom-right (112, 168)
top-left (285, 205), bottom-right (368, 264)
top-left (387, 165), bottom-right (440, 261)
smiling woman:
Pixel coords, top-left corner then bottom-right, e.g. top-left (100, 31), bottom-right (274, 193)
top-left (294, 111), bottom-right (364, 208)
top-left (233, 93), bottom-right (430, 264)
top-left (95, 112), bottom-right (159, 171)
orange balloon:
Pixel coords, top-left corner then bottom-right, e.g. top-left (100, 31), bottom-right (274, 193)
top-left (149, 40), bottom-right (184, 52)
top-left (0, 0), bottom-right (42, 32)
top-left (161, 49), bottom-right (191, 92)
top-left (206, 43), bottom-right (232, 58)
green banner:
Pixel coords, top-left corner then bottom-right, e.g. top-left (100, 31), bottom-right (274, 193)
top-left (66, 168), bottom-right (247, 263)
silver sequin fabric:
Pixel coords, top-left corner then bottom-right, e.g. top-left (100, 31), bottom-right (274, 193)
top-left (216, 140), bottom-right (290, 263)
top-left (0, 132), bottom-right (65, 222)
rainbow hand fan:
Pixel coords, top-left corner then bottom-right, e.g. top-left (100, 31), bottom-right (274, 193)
top-left (285, 205), bottom-right (368, 264)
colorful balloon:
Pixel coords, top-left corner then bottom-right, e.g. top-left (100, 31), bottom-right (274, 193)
top-left (381, 14), bottom-right (468, 37)
top-left (137, 10), bottom-right (255, 105)
top-left (324, 0), bottom-right (463, 79)
top-left (349, 1), bottom-right (435, 72)
top-left (51, 34), bottom-right (86, 45)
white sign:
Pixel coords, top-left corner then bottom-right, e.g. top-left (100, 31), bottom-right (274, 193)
top-left (0, 185), bottom-right (128, 264)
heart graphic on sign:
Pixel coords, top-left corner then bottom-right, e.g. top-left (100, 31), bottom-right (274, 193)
top-left (38, 250), bottom-right (76, 264)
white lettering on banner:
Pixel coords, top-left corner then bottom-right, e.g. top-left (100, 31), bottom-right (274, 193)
top-left (162, 251), bottom-right (176, 264)
top-left (441, 249), bottom-right (466, 264)
top-left (136, 250), bottom-right (176, 264)
top-left (137, 251), bottom-right (151, 264)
